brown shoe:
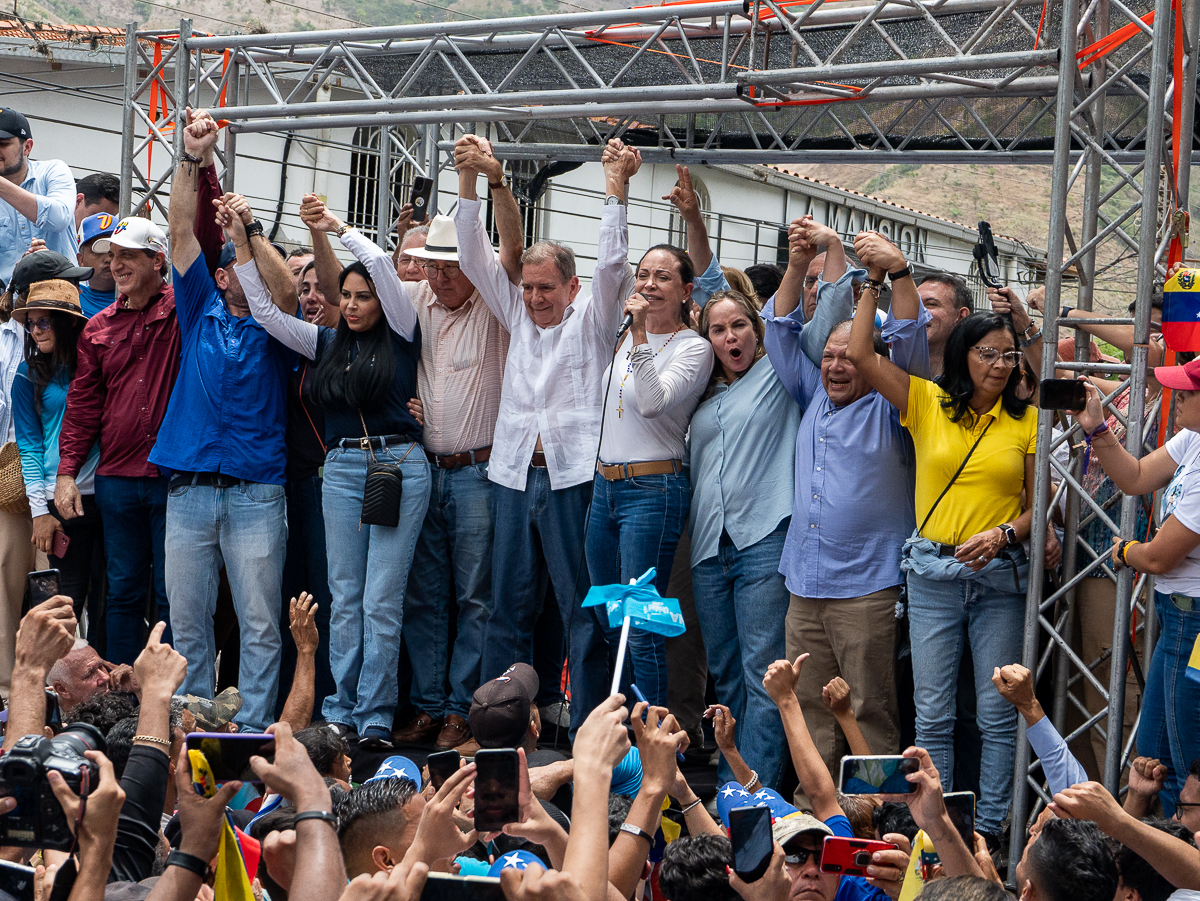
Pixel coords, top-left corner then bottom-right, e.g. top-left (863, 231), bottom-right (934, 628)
top-left (392, 711), bottom-right (443, 745)
top-left (435, 714), bottom-right (473, 749)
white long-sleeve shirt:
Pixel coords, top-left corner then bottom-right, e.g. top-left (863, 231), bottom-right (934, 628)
top-left (454, 198), bottom-right (635, 491)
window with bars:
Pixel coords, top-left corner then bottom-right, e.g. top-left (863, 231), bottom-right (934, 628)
top-left (346, 126), bottom-right (419, 248)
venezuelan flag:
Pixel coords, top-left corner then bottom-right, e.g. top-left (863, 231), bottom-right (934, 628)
top-left (1163, 268), bottom-right (1200, 350)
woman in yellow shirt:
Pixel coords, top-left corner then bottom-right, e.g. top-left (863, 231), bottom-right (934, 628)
top-left (846, 249), bottom-right (1038, 842)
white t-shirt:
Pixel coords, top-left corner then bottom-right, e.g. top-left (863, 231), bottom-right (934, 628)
top-left (599, 328), bottom-right (714, 464)
top-left (1157, 429), bottom-right (1200, 595)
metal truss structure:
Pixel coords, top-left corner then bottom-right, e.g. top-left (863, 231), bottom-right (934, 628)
top-left (119, 0), bottom-right (1198, 862)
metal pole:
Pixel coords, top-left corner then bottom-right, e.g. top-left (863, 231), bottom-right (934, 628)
top-left (425, 123), bottom-right (440, 217)
top-left (1010, 0), bottom-right (1080, 868)
top-left (119, 22), bottom-right (139, 218)
top-left (172, 21), bottom-right (193, 165)
top-left (224, 60), bottom-right (240, 191)
top-left (376, 126), bottom-right (393, 251)
top-left (1104, 0), bottom-right (1173, 791)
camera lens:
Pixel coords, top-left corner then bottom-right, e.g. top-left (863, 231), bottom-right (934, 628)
top-left (53, 723), bottom-right (106, 758)
top-left (854, 851), bottom-right (872, 868)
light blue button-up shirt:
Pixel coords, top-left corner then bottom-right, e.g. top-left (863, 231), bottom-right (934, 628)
top-left (0, 158), bottom-right (79, 284)
top-left (764, 270), bottom-right (931, 599)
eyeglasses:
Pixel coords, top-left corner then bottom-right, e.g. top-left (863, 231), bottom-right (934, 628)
top-left (783, 845), bottom-right (822, 868)
top-left (1174, 801), bottom-right (1200, 811)
top-left (973, 345), bottom-right (1023, 368)
top-left (24, 317), bottom-right (52, 332)
top-left (421, 262), bottom-right (461, 278)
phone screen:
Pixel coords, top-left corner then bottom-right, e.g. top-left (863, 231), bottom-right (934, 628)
top-left (0, 860), bottom-right (36, 901)
top-left (25, 570), bottom-right (59, 606)
top-left (44, 690), bottom-right (60, 730)
top-left (410, 177), bottom-right (434, 223)
top-left (418, 873), bottom-right (504, 901)
top-left (472, 749), bottom-right (519, 832)
top-left (426, 750), bottom-right (461, 791)
top-left (729, 805), bottom-right (773, 882)
top-left (186, 733), bottom-right (275, 784)
top-left (943, 792), bottom-right (976, 846)
top-left (839, 756), bottom-right (919, 794)
top-left (1039, 379), bottom-right (1088, 411)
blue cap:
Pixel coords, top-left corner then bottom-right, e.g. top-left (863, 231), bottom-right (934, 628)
top-left (78, 212), bottom-right (117, 249)
top-left (487, 850), bottom-right (546, 878)
top-left (217, 241), bottom-right (238, 270)
top-left (747, 786), bottom-right (801, 821)
top-left (366, 755), bottom-right (421, 787)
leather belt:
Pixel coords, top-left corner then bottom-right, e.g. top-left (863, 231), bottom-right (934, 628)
top-left (530, 452), bottom-right (548, 468)
top-left (597, 459), bottom-right (682, 481)
top-left (936, 544), bottom-right (959, 558)
top-left (427, 445), bottom-right (491, 470)
top-left (169, 471), bottom-right (249, 491)
top-left (336, 434), bottom-right (407, 450)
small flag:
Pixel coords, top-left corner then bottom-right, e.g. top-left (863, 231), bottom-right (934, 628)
top-left (188, 750), bottom-right (259, 901)
top-left (582, 568), bottom-right (686, 637)
top-left (488, 850), bottom-right (546, 877)
top-left (1162, 268), bottom-right (1200, 351)
top-left (1187, 634), bottom-right (1200, 685)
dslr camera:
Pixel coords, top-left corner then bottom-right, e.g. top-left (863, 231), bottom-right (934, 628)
top-left (0, 723), bottom-right (105, 850)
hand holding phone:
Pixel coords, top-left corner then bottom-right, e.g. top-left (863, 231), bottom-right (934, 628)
top-left (186, 733), bottom-right (275, 785)
top-left (426, 749), bottom-right (461, 791)
top-left (1039, 378), bottom-right (1088, 411)
top-left (410, 177), bottom-right (434, 223)
top-left (729, 805), bottom-right (774, 882)
top-left (472, 749), bottom-right (519, 832)
top-left (819, 836), bottom-right (899, 877)
top-left (25, 569), bottom-right (60, 606)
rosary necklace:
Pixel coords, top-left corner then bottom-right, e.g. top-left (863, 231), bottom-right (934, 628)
top-left (616, 326), bottom-right (684, 418)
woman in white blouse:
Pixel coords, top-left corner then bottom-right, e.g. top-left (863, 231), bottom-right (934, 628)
top-left (586, 146), bottom-right (714, 706)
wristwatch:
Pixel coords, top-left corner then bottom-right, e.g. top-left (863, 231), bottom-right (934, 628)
top-left (605, 195), bottom-right (623, 206)
top-left (488, 173), bottom-right (510, 190)
top-left (888, 264), bottom-right (913, 282)
top-left (245, 219), bottom-right (264, 238)
top-left (999, 523), bottom-right (1017, 548)
top-left (335, 222), bottom-right (354, 237)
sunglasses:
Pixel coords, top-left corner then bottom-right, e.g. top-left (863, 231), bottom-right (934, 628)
top-left (24, 317), bottom-right (52, 332)
top-left (783, 844), bottom-right (822, 867)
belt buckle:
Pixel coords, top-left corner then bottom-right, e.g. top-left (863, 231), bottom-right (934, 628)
top-left (359, 438), bottom-right (371, 451)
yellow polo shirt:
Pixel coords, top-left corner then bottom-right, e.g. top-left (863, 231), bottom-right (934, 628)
top-left (902, 376), bottom-right (1037, 546)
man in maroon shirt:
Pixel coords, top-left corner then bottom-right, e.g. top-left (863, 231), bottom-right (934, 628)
top-left (56, 217), bottom-right (180, 665)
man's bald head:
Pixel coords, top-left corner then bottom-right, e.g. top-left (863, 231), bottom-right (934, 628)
top-left (46, 641), bottom-right (109, 713)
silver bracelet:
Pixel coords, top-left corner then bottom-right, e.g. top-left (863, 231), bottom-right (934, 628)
top-left (681, 798), bottom-right (703, 814)
top-left (742, 770), bottom-right (760, 792)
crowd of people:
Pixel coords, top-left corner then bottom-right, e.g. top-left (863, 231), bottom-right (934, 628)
top-left (0, 102), bottom-right (1198, 899)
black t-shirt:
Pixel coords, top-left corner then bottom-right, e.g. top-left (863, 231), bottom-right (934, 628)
top-left (109, 746), bottom-right (170, 883)
top-left (285, 359), bottom-right (327, 482)
top-left (314, 325), bottom-right (422, 445)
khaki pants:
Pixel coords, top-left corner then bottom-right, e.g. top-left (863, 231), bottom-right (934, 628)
top-left (786, 587), bottom-right (901, 809)
top-left (1067, 577), bottom-right (1142, 781)
top-left (666, 531), bottom-right (708, 746)
top-left (0, 509), bottom-right (35, 698)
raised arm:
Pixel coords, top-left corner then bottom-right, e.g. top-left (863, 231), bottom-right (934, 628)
top-left (797, 217), bottom-right (858, 366)
top-left (857, 231), bottom-right (930, 377)
top-left (822, 678), bottom-right (873, 757)
top-left (589, 140), bottom-right (642, 333)
top-left (1070, 380), bottom-right (1181, 496)
top-left (663, 165), bottom-right (712, 273)
top-left (568, 696), bottom-right (631, 901)
top-left (453, 134), bottom-right (523, 285)
top-left (222, 192), bottom-right (298, 316)
top-left (989, 286), bottom-right (1042, 381)
top-left (279, 592), bottom-right (318, 732)
top-left (846, 253), bottom-right (910, 416)
top-left (762, 655), bottom-right (841, 821)
top-left (992, 664), bottom-right (1087, 794)
top-left (228, 220), bottom-right (319, 360)
top-left (167, 107), bottom-right (217, 278)
top-left (5, 597), bottom-right (77, 752)
top-left (774, 217), bottom-right (816, 320)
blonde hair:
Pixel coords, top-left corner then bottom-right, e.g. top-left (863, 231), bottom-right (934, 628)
top-left (699, 290), bottom-right (766, 397)
top-left (721, 267), bottom-right (761, 309)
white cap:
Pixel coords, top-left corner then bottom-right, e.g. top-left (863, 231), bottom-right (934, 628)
top-left (94, 217), bottom-right (168, 256)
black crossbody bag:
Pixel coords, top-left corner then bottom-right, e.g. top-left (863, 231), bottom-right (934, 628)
top-left (358, 411), bottom-right (414, 528)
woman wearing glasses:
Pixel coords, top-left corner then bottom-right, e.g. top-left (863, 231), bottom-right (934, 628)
top-left (846, 251), bottom-right (1037, 843)
top-left (11, 281), bottom-right (103, 632)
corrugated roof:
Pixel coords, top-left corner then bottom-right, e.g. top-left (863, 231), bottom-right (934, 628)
top-left (0, 18), bottom-right (127, 45)
top-left (764, 162), bottom-right (1025, 243)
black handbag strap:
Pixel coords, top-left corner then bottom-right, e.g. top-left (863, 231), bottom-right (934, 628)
top-left (917, 419), bottom-right (993, 538)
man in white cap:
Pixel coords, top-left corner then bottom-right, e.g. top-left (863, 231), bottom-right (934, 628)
top-left (0, 108), bottom-right (78, 284)
top-left (392, 212), bottom-right (509, 751)
top-left (56, 212), bottom-right (180, 666)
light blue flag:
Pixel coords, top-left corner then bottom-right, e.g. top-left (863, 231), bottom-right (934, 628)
top-left (582, 567), bottom-right (686, 637)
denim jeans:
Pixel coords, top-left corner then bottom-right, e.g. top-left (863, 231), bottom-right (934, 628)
top-left (320, 443), bottom-right (430, 738)
top-left (1139, 591), bottom-right (1200, 815)
top-left (482, 469), bottom-right (607, 736)
top-left (586, 471), bottom-right (690, 708)
top-left (277, 475), bottom-right (335, 720)
top-left (166, 479), bottom-right (287, 732)
top-left (691, 527), bottom-right (789, 788)
top-left (94, 475), bottom-right (169, 665)
top-left (404, 460), bottom-right (495, 719)
top-left (906, 569), bottom-right (1024, 834)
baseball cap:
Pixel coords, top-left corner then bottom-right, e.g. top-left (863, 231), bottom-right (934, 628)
top-left (8, 250), bottom-right (92, 297)
top-left (366, 755), bottom-right (421, 787)
top-left (468, 663), bottom-right (539, 749)
top-left (1155, 356), bottom-right (1200, 391)
top-left (183, 687), bottom-right (243, 731)
top-left (487, 850), bottom-right (546, 878)
top-left (94, 217), bottom-right (168, 255)
top-left (773, 812), bottom-right (835, 846)
top-left (78, 212), bottom-right (117, 249)
top-left (0, 109), bottom-right (31, 141)
top-left (714, 781), bottom-right (833, 845)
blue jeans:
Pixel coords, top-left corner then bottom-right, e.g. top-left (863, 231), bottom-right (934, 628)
top-left (405, 460), bottom-right (495, 719)
top-left (320, 443), bottom-right (430, 738)
top-left (692, 527), bottom-right (789, 788)
top-left (482, 469), bottom-right (607, 736)
top-left (906, 569), bottom-right (1024, 834)
top-left (586, 471), bottom-right (690, 708)
top-left (94, 475), bottom-right (170, 665)
top-left (166, 479), bottom-right (287, 733)
top-left (277, 475), bottom-right (336, 719)
top-left (1139, 591), bottom-right (1200, 815)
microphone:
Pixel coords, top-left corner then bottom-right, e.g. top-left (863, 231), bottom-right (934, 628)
top-left (615, 311), bottom-right (634, 343)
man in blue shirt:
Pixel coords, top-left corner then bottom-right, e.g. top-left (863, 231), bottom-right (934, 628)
top-left (155, 108), bottom-right (296, 732)
top-left (76, 213), bottom-right (117, 317)
top-left (764, 224), bottom-right (928, 800)
top-left (0, 109), bottom-right (77, 283)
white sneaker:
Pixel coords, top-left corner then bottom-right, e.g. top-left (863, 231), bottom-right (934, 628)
top-left (539, 700), bottom-right (571, 728)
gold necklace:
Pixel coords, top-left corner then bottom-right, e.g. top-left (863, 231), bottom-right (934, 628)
top-left (616, 326), bottom-right (684, 418)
